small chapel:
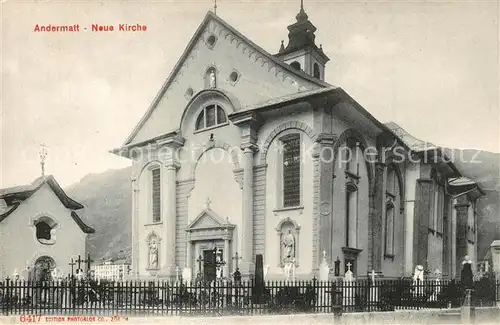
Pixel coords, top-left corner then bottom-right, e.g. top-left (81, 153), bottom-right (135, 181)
top-left (113, 4), bottom-right (483, 281)
top-left (0, 175), bottom-right (95, 280)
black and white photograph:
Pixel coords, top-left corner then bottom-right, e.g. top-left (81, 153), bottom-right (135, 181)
top-left (1, 0), bottom-right (499, 324)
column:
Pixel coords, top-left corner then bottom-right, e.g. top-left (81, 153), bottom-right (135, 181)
top-left (186, 233), bottom-right (192, 269)
top-left (224, 235), bottom-right (230, 278)
top-left (371, 162), bottom-right (385, 272)
top-left (240, 145), bottom-right (257, 279)
top-left (131, 176), bottom-right (139, 278)
top-left (451, 198), bottom-right (457, 278)
top-left (404, 163), bottom-right (419, 276)
top-left (315, 133), bottom-right (336, 267)
top-left (164, 162), bottom-right (178, 277)
top-left (158, 135), bottom-right (185, 280)
top-left (413, 179), bottom-right (433, 268)
top-left (230, 112), bottom-right (261, 280)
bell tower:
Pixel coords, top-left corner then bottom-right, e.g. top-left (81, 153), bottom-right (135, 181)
top-left (275, 0), bottom-right (329, 81)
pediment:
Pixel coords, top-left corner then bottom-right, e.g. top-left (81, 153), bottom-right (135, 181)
top-left (186, 208), bottom-right (232, 231)
top-left (122, 11), bottom-right (329, 146)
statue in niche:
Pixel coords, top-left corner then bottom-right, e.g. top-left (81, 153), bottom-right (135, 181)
top-left (148, 237), bottom-right (159, 269)
top-left (282, 229), bottom-right (295, 263)
top-left (208, 69), bottom-right (216, 88)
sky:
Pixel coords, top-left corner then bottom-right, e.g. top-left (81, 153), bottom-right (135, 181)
top-left (1, 0), bottom-right (499, 189)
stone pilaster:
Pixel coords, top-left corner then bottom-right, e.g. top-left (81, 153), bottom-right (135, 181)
top-left (157, 134), bottom-right (185, 279)
top-left (413, 179), bottom-right (433, 268)
top-left (455, 195), bottom-right (470, 277)
top-left (314, 133), bottom-right (336, 268)
top-left (371, 162), bottom-right (386, 272)
top-left (230, 111), bottom-right (261, 280)
top-left (131, 176), bottom-right (139, 278)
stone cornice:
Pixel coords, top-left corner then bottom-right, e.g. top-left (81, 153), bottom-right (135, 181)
top-left (156, 134), bottom-right (185, 149)
top-left (315, 132), bottom-right (337, 146)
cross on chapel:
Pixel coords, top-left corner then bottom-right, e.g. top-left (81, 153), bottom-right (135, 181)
top-left (39, 143), bottom-right (48, 177)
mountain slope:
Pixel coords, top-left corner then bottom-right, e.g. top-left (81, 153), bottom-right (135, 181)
top-left (66, 167), bottom-right (132, 263)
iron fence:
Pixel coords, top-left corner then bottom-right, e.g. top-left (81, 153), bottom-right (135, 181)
top-left (0, 277), bottom-right (498, 316)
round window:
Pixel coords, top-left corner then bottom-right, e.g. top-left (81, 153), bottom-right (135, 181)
top-left (230, 71), bottom-right (239, 83)
top-left (206, 35), bottom-right (217, 47)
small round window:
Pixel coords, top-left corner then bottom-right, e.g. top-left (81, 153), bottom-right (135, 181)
top-left (229, 71), bottom-right (239, 83)
top-left (206, 35), bottom-right (217, 48)
top-left (185, 87), bottom-right (194, 99)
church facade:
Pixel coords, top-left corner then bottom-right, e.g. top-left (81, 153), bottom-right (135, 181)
top-left (113, 8), bottom-right (483, 281)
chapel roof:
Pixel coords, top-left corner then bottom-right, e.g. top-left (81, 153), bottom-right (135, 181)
top-left (0, 175), bottom-right (95, 234)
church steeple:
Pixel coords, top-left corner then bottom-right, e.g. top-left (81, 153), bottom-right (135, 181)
top-left (275, 0), bottom-right (329, 81)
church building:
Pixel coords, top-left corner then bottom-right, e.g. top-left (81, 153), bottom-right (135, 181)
top-left (112, 6), bottom-right (483, 281)
top-left (0, 175), bottom-right (95, 279)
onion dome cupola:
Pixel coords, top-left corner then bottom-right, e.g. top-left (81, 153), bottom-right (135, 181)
top-left (276, 0), bottom-right (330, 81)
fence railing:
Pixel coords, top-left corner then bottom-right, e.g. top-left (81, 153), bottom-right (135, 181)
top-left (1, 277), bottom-right (498, 316)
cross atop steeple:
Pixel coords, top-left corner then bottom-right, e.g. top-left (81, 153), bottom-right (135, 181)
top-left (213, 0), bottom-right (217, 15)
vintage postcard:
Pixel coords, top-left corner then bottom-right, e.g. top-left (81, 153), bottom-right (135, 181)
top-left (1, 0), bottom-right (499, 324)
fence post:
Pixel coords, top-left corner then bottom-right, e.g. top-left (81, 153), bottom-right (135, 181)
top-left (461, 288), bottom-right (475, 325)
top-left (331, 282), bottom-right (342, 324)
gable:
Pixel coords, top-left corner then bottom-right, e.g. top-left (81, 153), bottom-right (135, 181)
top-left (125, 12), bottom-right (327, 146)
top-left (190, 212), bottom-right (221, 229)
top-left (187, 208), bottom-right (228, 230)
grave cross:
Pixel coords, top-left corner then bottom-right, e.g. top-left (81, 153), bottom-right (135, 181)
top-left (346, 262), bottom-right (352, 272)
top-left (76, 255), bottom-right (84, 270)
top-left (85, 253), bottom-right (93, 270)
top-left (196, 255), bottom-right (204, 276)
top-left (370, 270), bottom-right (376, 283)
top-left (232, 252), bottom-right (243, 269)
top-left (68, 258), bottom-right (76, 276)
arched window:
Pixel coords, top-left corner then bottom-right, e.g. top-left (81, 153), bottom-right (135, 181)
top-left (195, 104), bottom-right (228, 131)
top-left (385, 164), bottom-right (401, 257)
top-left (33, 216), bottom-right (58, 245)
top-left (290, 61), bottom-right (301, 71)
top-left (344, 139), bottom-right (361, 249)
top-left (313, 62), bottom-right (321, 79)
top-left (151, 168), bottom-right (161, 223)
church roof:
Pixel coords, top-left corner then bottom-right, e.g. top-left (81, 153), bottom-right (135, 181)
top-left (384, 122), bottom-right (484, 195)
top-left (0, 175), bottom-right (95, 234)
top-left (384, 121), bottom-right (438, 152)
top-left (122, 10), bottom-right (332, 147)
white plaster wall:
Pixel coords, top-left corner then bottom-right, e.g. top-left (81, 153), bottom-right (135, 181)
top-left (188, 147), bottom-right (242, 254)
top-left (0, 183), bottom-right (87, 278)
top-left (264, 129), bottom-right (314, 278)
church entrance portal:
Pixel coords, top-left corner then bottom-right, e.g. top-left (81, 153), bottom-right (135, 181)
top-left (203, 249), bottom-right (223, 281)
